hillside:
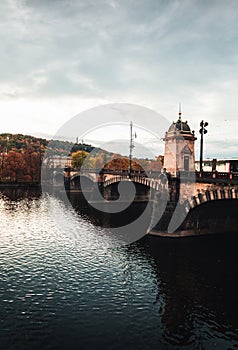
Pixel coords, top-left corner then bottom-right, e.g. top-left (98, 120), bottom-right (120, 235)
top-left (0, 133), bottom-right (94, 183)
top-left (0, 133), bottom-right (162, 183)
top-left (0, 133), bottom-right (94, 156)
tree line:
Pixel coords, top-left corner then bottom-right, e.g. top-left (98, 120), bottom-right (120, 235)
top-left (71, 150), bottom-right (164, 172)
top-left (0, 149), bottom-right (42, 183)
top-left (0, 133), bottom-right (164, 183)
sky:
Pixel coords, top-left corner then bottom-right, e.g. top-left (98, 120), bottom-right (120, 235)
top-left (1, 0), bottom-right (238, 159)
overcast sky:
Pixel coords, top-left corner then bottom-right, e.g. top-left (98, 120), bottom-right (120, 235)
top-left (1, 0), bottom-right (238, 159)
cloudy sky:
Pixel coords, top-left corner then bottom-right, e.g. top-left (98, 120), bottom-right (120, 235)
top-left (1, 0), bottom-right (238, 159)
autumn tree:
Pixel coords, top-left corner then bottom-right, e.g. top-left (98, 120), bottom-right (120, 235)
top-left (71, 150), bottom-right (89, 169)
top-left (2, 151), bottom-right (25, 182)
top-left (104, 157), bottom-right (129, 171)
top-left (23, 149), bottom-right (42, 182)
top-left (151, 155), bottom-right (164, 171)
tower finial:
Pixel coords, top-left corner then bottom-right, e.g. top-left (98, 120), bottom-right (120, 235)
top-left (179, 102), bottom-right (182, 115)
top-left (178, 102), bottom-right (182, 121)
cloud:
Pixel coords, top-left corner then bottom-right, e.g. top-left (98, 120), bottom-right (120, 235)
top-left (0, 0), bottom-right (238, 158)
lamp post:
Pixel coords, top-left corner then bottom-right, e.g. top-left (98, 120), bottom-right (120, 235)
top-left (81, 139), bottom-right (84, 168)
top-left (129, 122), bottom-right (133, 176)
top-left (129, 122), bottom-right (137, 177)
top-left (199, 120), bottom-right (208, 172)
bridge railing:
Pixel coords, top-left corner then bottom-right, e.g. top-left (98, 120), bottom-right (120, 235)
top-left (196, 171), bottom-right (238, 181)
top-left (64, 167), bottom-right (163, 178)
top-left (64, 166), bottom-right (238, 183)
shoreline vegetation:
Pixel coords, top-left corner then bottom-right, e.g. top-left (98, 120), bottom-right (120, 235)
top-left (0, 133), bottom-right (164, 186)
top-left (0, 133), bottom-right (93, 185)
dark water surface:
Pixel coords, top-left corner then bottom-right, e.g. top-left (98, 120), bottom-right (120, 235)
top-left (0, 188), bottom-right (238, 349)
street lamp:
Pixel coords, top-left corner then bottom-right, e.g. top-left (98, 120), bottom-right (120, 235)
top-left (199, 120), bottom-right (208, 172)
top-left (81, 139), bottom-right (84, 168)
top-left (129, 121), bottom-right (137, 177)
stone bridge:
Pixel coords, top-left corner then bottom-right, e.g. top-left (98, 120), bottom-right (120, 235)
top-left (150, 172), bottom-right (238, 237)
top-left (48, 110), bottom-right (238, 237)
top-left (52, 168), bottom-right (238, 236)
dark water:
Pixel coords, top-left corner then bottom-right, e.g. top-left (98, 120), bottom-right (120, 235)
top-left (1, 189), bottom-right (238, 350)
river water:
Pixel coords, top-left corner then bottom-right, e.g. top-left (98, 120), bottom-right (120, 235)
top-left (1, 188), bottom-right (238, 350)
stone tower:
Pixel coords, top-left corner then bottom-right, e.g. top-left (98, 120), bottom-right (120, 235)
top-left (163, 108), bottom-right (196, 176)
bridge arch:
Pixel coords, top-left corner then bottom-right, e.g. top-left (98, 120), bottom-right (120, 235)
top-left (53, 171), bottom-right (65, 186)
top-left (165, 186), bottom-right (238, 236)
top-left (151, 181), bottom-right (238, 236)
top-left (188, 187), bottom-right (238, 210)
top-left (103, 175), bottom-right (163, 191)
top-left (70, 174), bottom-right (94, 191)
top-left (103, 175), bottom-right (165, 201)
top-left (178, 196), bottom-right (238, 235)
top-left (70, 173), bottom-right (95, 183)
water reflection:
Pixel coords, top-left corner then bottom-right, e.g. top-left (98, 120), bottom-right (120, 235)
top-left (137, 234), bottom-right (238, 348)
top-left (0, 188), bottom-right (238, 349)
top-left (0, 187), bottom-right (41, 201)
top-left (67, 191), bottom-right (151, 228)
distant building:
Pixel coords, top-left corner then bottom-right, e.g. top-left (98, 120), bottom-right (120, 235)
top-left (43, 156), bottom-right (71, 168)
top-left (195, 159), bottom-right (238, 172)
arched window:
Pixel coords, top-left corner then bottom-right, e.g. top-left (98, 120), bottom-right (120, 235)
top-left (184, 156), bottom-right (189, 171)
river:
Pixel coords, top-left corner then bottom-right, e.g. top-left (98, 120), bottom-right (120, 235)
top-left (0, 188), bottom-right (238, 349)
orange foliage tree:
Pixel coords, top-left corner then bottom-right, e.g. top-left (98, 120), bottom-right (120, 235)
top-left (0, 149), bottom-right (42, 183)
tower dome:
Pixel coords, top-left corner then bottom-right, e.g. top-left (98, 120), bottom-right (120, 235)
top-left (168, 116), bottom-right (191, 133)
top-left (163, 106), bottom-right (197, 176)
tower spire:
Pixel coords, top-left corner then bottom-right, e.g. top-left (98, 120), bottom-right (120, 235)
top-left (178, 102), bottom-right (182, 120)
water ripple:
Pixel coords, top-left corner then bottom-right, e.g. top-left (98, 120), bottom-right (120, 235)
top-left (0, 191), bottom-right (238, 349)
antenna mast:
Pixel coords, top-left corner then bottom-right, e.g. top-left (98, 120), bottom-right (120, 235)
top-left (129, 121), bottom-right (135, 176)
top-left (81, 139), bottom-right (84, 167)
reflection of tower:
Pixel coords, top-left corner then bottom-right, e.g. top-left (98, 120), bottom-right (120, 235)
top-left (163, 106), bottom-right (196, 176)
